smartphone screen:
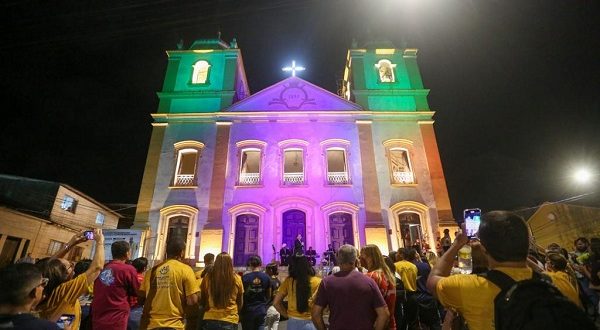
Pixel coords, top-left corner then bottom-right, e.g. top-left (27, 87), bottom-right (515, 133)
top-left (463, 208), bottom-right (482, 238)
top-left (84, 230), bottom-right (94, 240)
top-left (57, 314), bottom-right (75, 329)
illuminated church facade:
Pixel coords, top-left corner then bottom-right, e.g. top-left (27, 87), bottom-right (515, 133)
top-left (133, 38), bottom-right (454, 266)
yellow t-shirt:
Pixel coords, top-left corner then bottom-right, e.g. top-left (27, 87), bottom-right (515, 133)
top-left (394, 260), bottom-right (418, 292)
top-left (545, 271), bottom-right (582, 308)
top-left (140, 259), bottom-right (200, 330)
top-left (436, 266), bottom-right (533, 330)
top-left (278, 276), bottom-right (321, 320)
top-left (40, 273), bottom-right (89, 330)
top-left (202, 274), bottom-right (244, 324)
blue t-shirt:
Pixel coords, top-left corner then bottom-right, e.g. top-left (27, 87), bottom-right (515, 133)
top-left (241, 271), bottom-right (272, 314)
top-left (413, 260), bottom-right (434, 300)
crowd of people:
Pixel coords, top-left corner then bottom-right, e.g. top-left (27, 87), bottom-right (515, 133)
top-left (1, 211), bottom-right (600, 329)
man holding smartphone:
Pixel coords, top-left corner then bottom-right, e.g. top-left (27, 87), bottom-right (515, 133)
top-left (426, 211), bottom-right (534, 329)
top-left (91, 241), bottom-right (139, 330)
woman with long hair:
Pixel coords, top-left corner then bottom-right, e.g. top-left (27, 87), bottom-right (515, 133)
top-left (273, 255), bottom-right (321, 330)
top-left (201, 252), bottom-right (244, 330)
top-left (36, 229), bottom-right (104, 330)
top-left (360, 245), bottom-right (397, 329)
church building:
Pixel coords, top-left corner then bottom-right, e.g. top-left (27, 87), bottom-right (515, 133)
top-left (133, 37), bottom-right (454, 266)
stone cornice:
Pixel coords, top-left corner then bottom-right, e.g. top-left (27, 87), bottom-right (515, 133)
top-left (352, 89), bottom-right (430, 96)
top-left (151, 110), bottom-right (435, 124)
top-left (157, 90), bottom-right (236, 98)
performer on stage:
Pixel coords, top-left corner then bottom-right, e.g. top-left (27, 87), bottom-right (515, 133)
top-left (294, 234), bottom-right (304, 256)
top-left (324, 243), bottom-right (337, 265)
top-left (306, 246), bottom-right (317, 266)
top-left (280, 243), bottom-right (291, 266)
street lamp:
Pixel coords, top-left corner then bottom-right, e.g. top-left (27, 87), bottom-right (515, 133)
top-left (573, 167), bottom-right (593, 185)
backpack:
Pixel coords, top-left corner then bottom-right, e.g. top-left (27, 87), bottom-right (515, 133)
top-left (482, 270), bottom-right (596, 330)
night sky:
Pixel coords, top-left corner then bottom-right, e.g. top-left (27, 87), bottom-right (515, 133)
top-left (1, 0), bottom-right (599, 220)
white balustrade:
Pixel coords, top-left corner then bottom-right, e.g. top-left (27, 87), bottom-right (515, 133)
top-left (392, 171), bottom-right (414, 184)
top-left (283, 172), bottom-right (304, 185)
top-left (239, 172), bottom-right (260, 185)
top-left (175, 174), bottom-right (195, 186)
top-left (327, 172), bottom-right (349, 185)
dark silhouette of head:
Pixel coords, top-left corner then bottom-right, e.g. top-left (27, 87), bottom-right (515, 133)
top-left (111, 240), bottom-right (130, 260)
top-left (478, 211), bottom-right (529, 262)
top-left (132, 257), bottom-right (148, 273)
top-left (247, 255), bottom-right (262, 268)
top-left (203, 253), bottom-right (215, 265)
top-left (166, 239), bottom-right (186, 259)
top-left (0, 263), bottom-right (45, 308)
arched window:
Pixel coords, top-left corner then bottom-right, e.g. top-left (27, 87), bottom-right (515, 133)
top-left (283, 148), bottom-right (305, 185)
top-left (375, 59), bottom-right (396, 83)
top-left (239, 148), bottom-right (261, 185)
top-left (236, 140), bottom-right (266, 186)
top-left (326, 148), bottom-right (349, 184)
top-left (173, 141), bottom-right (204, 187)
top-left (192, 60), bottom-right (210, 84)
top-left (383, 139), bottom-right (415, 185)
top-left (321, 139), bottom-right (351, 185)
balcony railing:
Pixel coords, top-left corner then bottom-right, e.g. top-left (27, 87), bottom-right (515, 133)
top-left (392, 171), bottom-right (415, 184)
top-left (239, 172), bottom-right (260, 185)
top-left (327, 171), bottom-right (349, 185)
top-left (283, 172), bottom-right (304, 185)
top-left (174, 174), bottom-right (195, 186)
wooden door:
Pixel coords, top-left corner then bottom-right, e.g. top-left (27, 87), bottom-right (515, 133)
top-left (282, 210), bottom-right (306, 253)
top-left (398, 212), bottom-right (422, 248)
top-left (166, 216), bottom-right (189, 246)
top-left (0, 236), bottom-right (21, 268)
top-left (329, 213), bottom-right (354, 250)
top-left (234, 214), bottom-right (259, 266)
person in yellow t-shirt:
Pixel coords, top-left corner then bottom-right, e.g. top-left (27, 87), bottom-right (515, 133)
top-left (427, 211), bottom-right (535, 330)
top-left (544, 253), bottom-right (583, 308)
top-left (201, 252), bottom-right (244, 330)
top-left (394, 248), bottom-right (417, 292)
top-left (139, 239), bottom-right (199, 330)
top-left (394, 248), bottom-right (419, 329)
top-left (274, 255), bottom-right (321, 330)
top-left (37, 229), bottom-right (105, 330)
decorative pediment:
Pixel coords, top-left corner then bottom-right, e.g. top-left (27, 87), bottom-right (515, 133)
top-left (226, 77), bottom-right (362, 112)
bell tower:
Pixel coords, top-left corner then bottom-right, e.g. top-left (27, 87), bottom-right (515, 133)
top-left (342, 40), bottom-right (429, 112)
top-left (343, 40), bottom-right (455, 243)
top-left (157, 38), bottom-right (249, 114)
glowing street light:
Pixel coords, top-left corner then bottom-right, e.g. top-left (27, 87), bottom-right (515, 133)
top-left (573, 167), bottom-right (593, 184)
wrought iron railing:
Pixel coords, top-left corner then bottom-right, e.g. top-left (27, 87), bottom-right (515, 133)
top-left (174, 174), bottom-right (195, 186)
top-left (283, 172), bottom-right (304, 185)
top-left (327, 171), bottom-right (349, 185)
top-left (239, 172), bottom-right (260, 185)
top-left (392, 171), bottom-right (415, 184)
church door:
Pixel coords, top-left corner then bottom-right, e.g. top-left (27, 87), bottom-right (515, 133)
top-left (282, 210), bottom-right (306, 253)
top-left (233, 214), bottom-right (259, 266)
top-left (329, 212), bottom-right (354, 250)
top-left (166, 216), bottom-right (189, 246)
top-left (398, 212), bottom-right (423, 249)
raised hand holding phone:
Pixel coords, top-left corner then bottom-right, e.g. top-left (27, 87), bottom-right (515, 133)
top-left (463, 208), bottom-right (482, 238)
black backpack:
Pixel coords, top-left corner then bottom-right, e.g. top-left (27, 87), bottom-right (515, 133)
top-left (482, 270), bottom-right (596, 330)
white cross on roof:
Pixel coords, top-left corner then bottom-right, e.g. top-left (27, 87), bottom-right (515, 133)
top-left (282, 60), bottom-right (305, 77)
